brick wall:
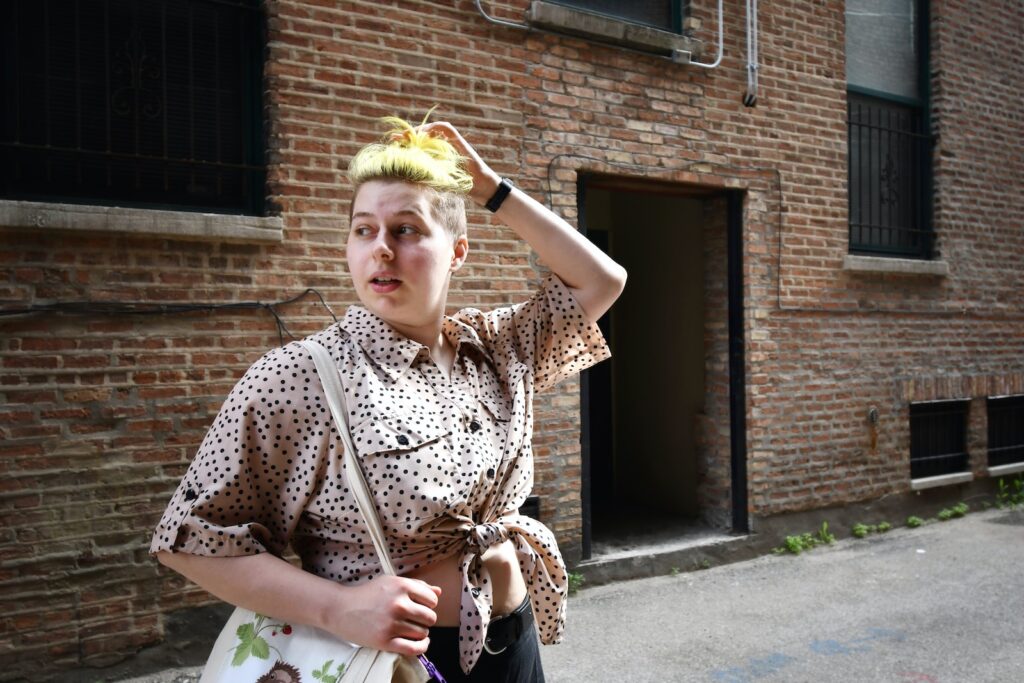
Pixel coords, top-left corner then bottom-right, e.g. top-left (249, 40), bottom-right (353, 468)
top-left (1, 0), bottom-right (1021, 678)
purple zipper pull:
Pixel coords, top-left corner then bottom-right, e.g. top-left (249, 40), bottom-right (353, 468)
top-left (417, 654), bottom-right (446, 683)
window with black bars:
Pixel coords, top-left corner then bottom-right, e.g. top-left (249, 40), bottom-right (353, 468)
top-left (845, 0), bottom-right (932, 259)
top-left (549, 0), bottom-right (686, 33)
top-left (848, 93), bottom-right (931, 258)
top-left (910, 401), bottom-right (969, 480)
top-left (1, 0), bottom-right (266, 215)
top-left (987, 396), bottom-right (1024, 468)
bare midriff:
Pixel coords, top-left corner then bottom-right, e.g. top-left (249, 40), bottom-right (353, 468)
top-left (405, 539), bottom-right (528, 626)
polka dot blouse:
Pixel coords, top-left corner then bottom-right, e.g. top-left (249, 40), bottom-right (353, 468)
top-left (150, 273), bottom-right (611, 674)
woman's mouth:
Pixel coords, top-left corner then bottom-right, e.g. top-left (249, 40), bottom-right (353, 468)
top-left (369, 276), bottom-right (401, 293)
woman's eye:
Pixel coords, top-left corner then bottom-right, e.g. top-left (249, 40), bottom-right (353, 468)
top-left (396, 225), bottom-right (418, 235)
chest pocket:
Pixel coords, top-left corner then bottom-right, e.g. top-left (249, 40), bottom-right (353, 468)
top-left (351, 412), bottom-right (451, 457)
top-left (350, 412), bottom-right (456, 532)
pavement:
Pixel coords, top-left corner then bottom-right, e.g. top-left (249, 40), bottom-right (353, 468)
top-left (119, 507), bottom-right (1024, 683)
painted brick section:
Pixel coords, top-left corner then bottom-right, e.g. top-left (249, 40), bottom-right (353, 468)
top-left (0, 0), bottom-right (1021, 679)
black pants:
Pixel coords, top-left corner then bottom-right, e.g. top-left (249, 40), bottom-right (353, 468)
top-left (424, 598), bottom-right (545, 683)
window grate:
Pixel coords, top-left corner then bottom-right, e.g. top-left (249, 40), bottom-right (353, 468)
top-left (1, 0), bottom-right (265, 215)
top-left (848, 92), bottom-right (931, 259)
top-left (910, 401), bottom-right (969, 479)
top-left (547, 0), bottom-right (685, 33)
top-left (988, 396), bottom-right (1024, 467)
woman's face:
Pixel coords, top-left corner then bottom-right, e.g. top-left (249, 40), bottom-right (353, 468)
top-left (347, 180), bottom-right (468, 334)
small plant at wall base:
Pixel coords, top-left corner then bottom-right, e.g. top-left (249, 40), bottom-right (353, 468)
top-left (568, 572), bottom-right (585, 596)
top-left (937, 502), bottom-right (969, 521)
top-left (996, 476), bottom-right (1024, 509)
top-left (906, 516), bottom-right (924, 528)
top-left (773, 522), bottom-right (835, 555)
top-left (851, 521), bottom-right (891, 538)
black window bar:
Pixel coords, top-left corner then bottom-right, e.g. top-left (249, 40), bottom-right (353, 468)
top-left (1, 0), bottom-right (266, 215)
top-left (988, 396), bottom-right (1024, 468)
top-left (848, 92), bottom-right (931, 258)
top-left (910, 401), bottom-right (969, 479)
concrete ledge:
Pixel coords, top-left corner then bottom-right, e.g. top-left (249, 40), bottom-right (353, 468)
top-left (529, 1), bottom-right (702, 57)
top-left (988, 462), bottom-right (1024, 477)
top-left (911, 471), bottom-right (974, 491)
top-left (577, 533), bottom-right (761, 588)
top-left (0, 199), bottom-right (284, 243)
top-left (843, 254), bottom-right (949, 276)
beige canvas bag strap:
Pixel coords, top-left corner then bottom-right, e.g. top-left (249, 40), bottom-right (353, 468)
top-left (298, 339), bottom-right (398, 577)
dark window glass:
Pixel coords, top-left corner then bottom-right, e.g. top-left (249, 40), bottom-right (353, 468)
top-left (846, 0), bottom-right (920, 99)
top-left (847, 92), bottom-right (930, 257)
top-left (910, 401), bottom-right (969, 479)
top-left (549, 0), bottom-right (684, 33)
top-left (988, 396), bottom-right (1024, 467)
top-left (1, 0), bottom-right (265, 215)
top-left (845, 0), bottom-right (930, 258)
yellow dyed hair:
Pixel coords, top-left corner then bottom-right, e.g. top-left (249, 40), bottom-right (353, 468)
top-left (348, 112), bottom-right (472, 240)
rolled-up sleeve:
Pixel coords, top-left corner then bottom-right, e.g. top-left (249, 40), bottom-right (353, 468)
top-left (150, 343), bottom-right (331, 558)
top-left (458, 273), bottom-right (611, 393)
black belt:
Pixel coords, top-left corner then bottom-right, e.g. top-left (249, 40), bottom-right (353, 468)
top-left (483, 595), bottom-right (533, 655)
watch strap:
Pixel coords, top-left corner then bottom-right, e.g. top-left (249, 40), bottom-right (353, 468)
top-left (484, 177), bottom-right (514, 213)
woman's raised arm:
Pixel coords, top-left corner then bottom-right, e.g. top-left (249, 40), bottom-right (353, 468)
top-left (419, 122), bottom-right (627, 323)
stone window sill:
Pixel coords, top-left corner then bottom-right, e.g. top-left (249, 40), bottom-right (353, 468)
top-left (0, 199), bottom-right (283, 243)
top-left (988, 462), bottom-right (1024, 478)
top-left (843, 254), bottom-right (949, 276)
top-left (528, 1), bottom-right (702, 59)
top-left (910, 471), bottom-right (973, 491)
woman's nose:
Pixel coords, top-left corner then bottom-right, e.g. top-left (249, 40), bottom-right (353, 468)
top-left (372, 234), bottom-right (394, 260)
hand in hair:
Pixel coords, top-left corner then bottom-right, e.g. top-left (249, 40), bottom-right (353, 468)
top-left (416, 122), bottom-right (502, 207)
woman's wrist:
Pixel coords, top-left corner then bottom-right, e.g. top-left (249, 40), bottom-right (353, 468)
top-left (317, 581), bottom-right (356, 637)
top-left (470, 171), bottom-right (502, 207)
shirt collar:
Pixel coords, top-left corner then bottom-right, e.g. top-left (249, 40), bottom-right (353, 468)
top-left (341, 306), bottom-right (486, 382)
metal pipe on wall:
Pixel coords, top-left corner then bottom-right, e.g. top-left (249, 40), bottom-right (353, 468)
top-left (743, 0), bottom-right (759, 105)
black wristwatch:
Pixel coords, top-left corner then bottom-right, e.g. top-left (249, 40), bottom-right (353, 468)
top-left (484, 177), bottom-right (514, 213)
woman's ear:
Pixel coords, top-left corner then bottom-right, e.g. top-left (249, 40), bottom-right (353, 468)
top-left (451, 235), bottom-right (469, 271)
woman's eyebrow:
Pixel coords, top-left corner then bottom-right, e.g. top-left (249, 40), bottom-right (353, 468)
top-left (352, 207), bottom-right (425, 219)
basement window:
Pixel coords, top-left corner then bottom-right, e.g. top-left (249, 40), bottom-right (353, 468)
top-left (529, 1), bottom-right (701, 57)
top-left (988, 396), bottom-right (1024, 468)
top-left (910, 400), bottom-right (969, 480)
top-left (547, 0), bottom-right (686, 33)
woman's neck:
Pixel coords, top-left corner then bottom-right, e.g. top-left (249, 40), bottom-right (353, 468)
top-left (388, 320), bottom-right (454, 377)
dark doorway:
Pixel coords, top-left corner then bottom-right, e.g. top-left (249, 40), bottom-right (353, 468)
top-left (579, 176), bottom-right (729, 559)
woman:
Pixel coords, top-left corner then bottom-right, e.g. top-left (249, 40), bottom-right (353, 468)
top-left (152, 115), bottom-right (626, 682)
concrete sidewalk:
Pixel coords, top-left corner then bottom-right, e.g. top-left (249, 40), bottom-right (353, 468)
top-left (541, 507), bottom-right (1024, 682)
top-left (119, 508), bottom-right (1024, 683)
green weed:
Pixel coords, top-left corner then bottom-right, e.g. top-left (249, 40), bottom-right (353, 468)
top-left (568, 571), bottom-right (585, 596)
top-left (997, 476), bottom-right (1024, 509)
top-left (774, 522), bottom-right (835, 555)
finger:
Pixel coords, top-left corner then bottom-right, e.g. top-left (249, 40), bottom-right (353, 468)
top-left (395, 619), bottom-right (431, 641)
top-left (388, 636), bottom-right (431, 657)
top-left (399, 599), bottom-right (438, 628)
top-left (405, 580), bottom-right (441, 608)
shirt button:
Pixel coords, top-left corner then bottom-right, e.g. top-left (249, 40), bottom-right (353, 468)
top-left (469, 420), bottom-right (481, 433)
top-left (486, 468), bottom-right (496, 479)
top-left (396, 435), bottom-right (409, 446)
top-left (184, 488), bottom-right (198, 501)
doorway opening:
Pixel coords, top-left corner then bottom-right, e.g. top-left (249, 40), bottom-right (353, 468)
top-left (579, 175), bottom-right (745, 560)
